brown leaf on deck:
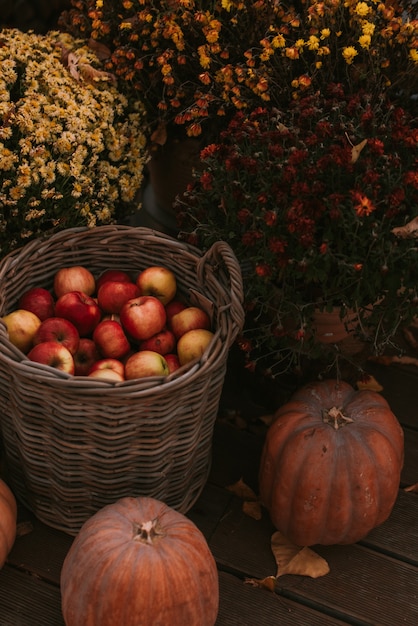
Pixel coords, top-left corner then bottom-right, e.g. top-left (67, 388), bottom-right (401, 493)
top-left (258, 413), bottom-right (275, 427)
top-left (244, 575), bottom-right (276, 592)
top-left (404, 482), bottom-right (418, 493)
top-left (226, 477), bottom-right (258, 501)
top-left (271, 531), bottom-right (330, 578)
top-left (243, 499), bottom-right (262, 520)
top-left (226, 478), bottom-right (262, 520)
top-left (16, 520), bottom-right (34, 537)
top-left (356, 374), bottom-right (383, 392)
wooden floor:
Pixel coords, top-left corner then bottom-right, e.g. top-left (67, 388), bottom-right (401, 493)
top-left (1, 360), bottom-right (418, 626)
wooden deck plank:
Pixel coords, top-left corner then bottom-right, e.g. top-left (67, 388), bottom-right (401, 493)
top-left (361, 490), bottom-right (418, 565)
top-left (216, 571), bottom-right (350, 626)
top-left (0, 566), bottom-right (64, 626)
top-left (207, 493), bottom-right (418, 626)
top-left (290, 544), bottom-right (418, 626)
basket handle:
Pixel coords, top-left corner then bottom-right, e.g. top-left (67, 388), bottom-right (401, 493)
top-left (196, 240), bottom-right (245, 344)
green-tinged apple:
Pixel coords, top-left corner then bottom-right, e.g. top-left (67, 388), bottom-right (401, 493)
top-left (89, 358), bottom-right (125, 378)
top-left (1, 309), bottom-right (42, 353)
top-left (136, 266), bottom-right (177, 305)
top-left (88, 368), bottom-right (125, 382)
top-left (165, 353), bottom-right (181, 374)
top-left (18, 287), bottom-right (55, 321)
top-left (97, 281), bottom-right (140, 314)
top-left (27, 341), bottom-right (75, 374)
top-left (33, 317), bottom-right (80, 355)
top-left (177, 329), bottom-right (215, 366)
top-left (119, 296), bottom-right (167, 342)
top-left (139, 328), bottom-right (176, 355)
top-left (124, 350), bottom-right (169, 380)
top-left (54, 265), bottom-right (96, 298)
top-left (92, 320), bottom-right (131, 359)
top-left (96, 269), bottom-right (132, 291)
top-left (73, 338), bottom-right (100, 376)
top-left (55, 291), bottom-right (101, 337)
top-left (169, 306), bottom-right (211, 339)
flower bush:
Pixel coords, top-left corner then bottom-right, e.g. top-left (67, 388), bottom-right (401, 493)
top-left (60, 0), bottom-right (418, 139)
top-left (0, 28), bottom-right (148, 258)
top-left (175, 86), bottom-right (418, 374)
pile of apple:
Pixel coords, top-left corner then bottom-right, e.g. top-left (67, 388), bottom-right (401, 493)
top-left (1, 265), bottom-right (215, 382)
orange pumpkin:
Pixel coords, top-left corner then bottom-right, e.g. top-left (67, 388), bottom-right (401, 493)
top-left (0, 478), bottom-right (17, 568)
top-left (259, 379), bottom-right (404, 546)
top-left (61, 496), bottom-right (219, 626)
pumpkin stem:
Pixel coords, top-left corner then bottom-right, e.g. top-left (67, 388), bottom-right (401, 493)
top-left (135, 518), bottom-right (165, 544)
top-left (322, 406), bottom-right (354, 430)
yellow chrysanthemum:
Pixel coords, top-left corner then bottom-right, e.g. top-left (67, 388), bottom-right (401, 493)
top-left (410, 49), bottom-right (418, 63)
top-left (354, 2), bottom-right (371, 18)
top-left (306, 35), bottom-right (320, 51)
top-left (359, 34), bottom-right (371, 49)
top-left (342, 46), bottom-right (358, 64)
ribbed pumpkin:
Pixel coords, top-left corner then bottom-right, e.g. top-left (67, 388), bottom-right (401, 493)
top-left (259, 379), bottom-right (404, 546)
top-left (0, 478), bottom-right (17, 568)
top-left (60, 496), bottom-right (219, 626)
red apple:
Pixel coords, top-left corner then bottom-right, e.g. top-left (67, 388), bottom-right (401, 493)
top-left (96, 269), bottom-right (132, 291)
top-left (33, 317), bottom-right (80, 355)
top-left (165, 299), bottom-right (187, 325)
top-left (139, 328), bottom-right (176, 355)
top-left (18, 287), bottom-right (55, 321)
top-left (55, 291), bottom-right (101, 337)
top-left (89, 358), bottom-right (125, 378)
top-left (97, 281), bottom-right (140, 314)
top-left (54, 265), bottom-right (96, 298)
top-left (88, 368), bottom-right (125, 382)
top-left (136, 266), bottom-right (177, 305)
top-left (27, 341), bottom-right (75, 374)
top-left (73, 338), bottom-right (100, 376)
top-left (92, 320), bottom-right (131, 359)
top-left (164, 353), bottom-right (181, 374)
top-left (176, 329), bottom-right (215, 366)
top-left (1, 309), bottom-right (42, 353)
top-left (124, 350), bottom-right (169, 380)
top-left (119, 296), bottom-right (167, 342)
top-left (169, 306), bottom-right (211, 339)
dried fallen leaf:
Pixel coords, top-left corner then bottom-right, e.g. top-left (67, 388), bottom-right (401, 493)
top-left (226, 477), bottom-right (258, 501)
top-left (271, 531), bottom-right (330, 578)
top-left (16, 520), bottom-right (34, 537)
top-left (258, 413), bottom-right (275, 427)
top-left (243, 499), bottom-right (262, 520)
top-left (369, 354), bottom-right (418, 367)
top-left (351, 138), bottom-right (367, 163)
top-left (78, 63), bottom-right (117, 87)
top-left (88, 37), bottom-right (112, 60)
top-left (356, 374), bottom-right (383, 392)
top-left (151, 122), bottom-right (168, 147)
top-left (404, 482), bottom-right (418, 493)
top-left (244, 575), bottom-right (276, 592)
top-left (67, 52), bottom-right (80, 81)
top-left (392, 216), bottom-right (418, 239)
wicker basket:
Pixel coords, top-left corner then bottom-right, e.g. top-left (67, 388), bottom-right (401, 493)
top-left (0, 225), bottom-right (244, 535)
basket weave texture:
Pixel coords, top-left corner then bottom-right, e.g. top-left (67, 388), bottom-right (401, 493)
top-left (0, 225), bottom-right (244, 535)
